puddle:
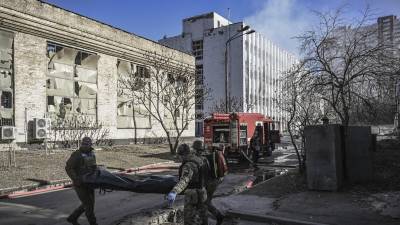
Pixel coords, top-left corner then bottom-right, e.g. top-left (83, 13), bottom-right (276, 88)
top-left (253, 168), bottom-right (288, 185)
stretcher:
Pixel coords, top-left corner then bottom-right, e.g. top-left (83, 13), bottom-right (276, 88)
top-left (81, 168), bottom-right (178, 194)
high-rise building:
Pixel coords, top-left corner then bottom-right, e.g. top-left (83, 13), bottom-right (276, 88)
top-left (159, 12), bottom-right (297, 136)
top-left (377, 15), bottom-right (400, 127)
top-left (378, 15), bottom-right (400, 51)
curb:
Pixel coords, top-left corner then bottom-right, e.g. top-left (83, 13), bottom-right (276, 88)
top-left (120, 161), bottom-right (179, 174)
top-left (0, 161), bottom-right (179, 199)
top-left (226, 210), bottom-right (330, 225)
top-left (114, 202), bottom-right (184, 225)
top-left (0, 179), bottom-right (71, 199)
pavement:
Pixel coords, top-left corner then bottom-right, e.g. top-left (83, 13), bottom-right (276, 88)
top-left (0, 162), bottom-right (182, 225)
top-left (213, 168), bottom-right (400, 225)
top-left (115, 173), bottom-right (256, 225)
top-left (0, 160), bottom-right (256, 225)
top-left (0, 188), bottom-right (168, 225)
top-left (217, 182), bottom-right (400, 225)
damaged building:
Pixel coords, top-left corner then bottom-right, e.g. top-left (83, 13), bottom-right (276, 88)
top-left (0, 0), bottom-right (195, 143)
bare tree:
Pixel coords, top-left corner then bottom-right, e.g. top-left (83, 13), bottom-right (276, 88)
top-left (278, 63), bottom-right (323, 172)
top-left (118, 49), bottom-right (208, 154)
top-left (208, 96), bottom-right (254, 114)
top-left (50, 115), bottom-right (111, 148)
top-left (296, 7), bottom-right (400, 128)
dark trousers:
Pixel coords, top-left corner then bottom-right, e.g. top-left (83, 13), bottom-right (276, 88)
top-left (206, 180), bottom-right (223, 220)
top-left (68, 186), bottom-right (97, 225)
top-left (252, 149), bottom-right (260, 163)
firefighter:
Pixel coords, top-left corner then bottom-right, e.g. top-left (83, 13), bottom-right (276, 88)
top-left (250, 128), bottom-right (262, 163)
top-left (193, 140), bottom-right (225, 225)
top-left (166, 143), bottom-right (208, 225)
top-left (65, 137), bottom-right (98, 225)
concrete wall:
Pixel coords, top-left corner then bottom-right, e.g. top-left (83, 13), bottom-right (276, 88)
top-left (305, 125), bottom-right (344, 191)
top-left (96, 54), bottom-right (118, 138)
top-left (14, 32), bottom-right (47, 142)
top-left (183, 12), bottom-right (230, 40)
top-left (345, 126), bottom-right (373, 183)
top-left (0, 0), bottom-right (196, 143)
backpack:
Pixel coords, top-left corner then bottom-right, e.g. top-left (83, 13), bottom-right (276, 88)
top-left (179, 158), bottom-right (208, 189)
top-left (204, 151), bottom-right (228, 179)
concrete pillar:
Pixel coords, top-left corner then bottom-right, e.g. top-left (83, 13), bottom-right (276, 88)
top-left (305, 124), bottom-right (343, 191)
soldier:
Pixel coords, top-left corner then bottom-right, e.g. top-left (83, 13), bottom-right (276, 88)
top-left (166, 143), bottom-right (208, 225)
top-left (193, 140), bottom-right (225, 225)
top-left (65, 137), bottom-right (98, 225)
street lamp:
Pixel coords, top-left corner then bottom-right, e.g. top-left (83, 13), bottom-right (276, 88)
top-left (225, 27), bottom-right (255, 113)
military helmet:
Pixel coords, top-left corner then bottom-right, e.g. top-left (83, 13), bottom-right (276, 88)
top-left (192, 139), bottom-right (204, 151)
top-left (177, 143), bottom-right (191, 155)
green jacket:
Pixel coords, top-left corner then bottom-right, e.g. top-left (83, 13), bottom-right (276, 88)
top-left (172, 154), bottom-right (205, 194)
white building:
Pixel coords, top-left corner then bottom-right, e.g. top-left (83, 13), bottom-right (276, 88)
top-left (159, 12), bottom-right (297, 136)
top-left (0, 0), bottom-right (195, 144)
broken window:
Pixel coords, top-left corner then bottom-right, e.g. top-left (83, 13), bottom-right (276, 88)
top-left (117, 60), bottom-right (151, 129)
top-left (167, 73), bottom-right (175, 84)
top-left (1, 91), bottom-right (12, 108)
top-left (136, 65), bottom-right (149, 78)
top-left (47, 42), bottom-right (98, 124)
top-left (192, 40), bottom-right (203, 60)
top-left (0, 30), bottom-right (14, 125)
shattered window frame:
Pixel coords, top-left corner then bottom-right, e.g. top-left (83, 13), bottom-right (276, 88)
top-left (0, 29), bottom-right (15, 126)
top-left (46, 42), bottom-right (98, 128)
top-left (117, 60), bottom-right (152, 129)
top-left (1, 91), bottom-right (12, 108)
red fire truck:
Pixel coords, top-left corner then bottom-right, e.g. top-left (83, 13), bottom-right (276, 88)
top-left (204, 112), bottom-right (281, 158)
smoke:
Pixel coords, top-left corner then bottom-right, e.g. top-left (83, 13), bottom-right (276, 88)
top-left (244, 0), bottom-right (314, 56)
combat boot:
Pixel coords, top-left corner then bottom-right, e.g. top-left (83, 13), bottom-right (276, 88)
top-left (66, 217), bottom-right (81, 225)
top-left (216, 214), bottom-right (224, 225)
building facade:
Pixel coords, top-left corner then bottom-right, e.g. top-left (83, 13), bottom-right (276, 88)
top-left (0, 0), bottom-right (195, 144)
top-left (377, 15), bottom-right (400, 129)
top-left (159, 12), bottom-right (297, 136)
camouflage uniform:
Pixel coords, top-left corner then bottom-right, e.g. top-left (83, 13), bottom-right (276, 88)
top-left (172, 153), bottom-right (208, 225)
top-left (197, 150), bottom-right (224, 223)
top-left (65, 146), bottom-right (98, 225)
top-left (205, 174), bottom-right (224, 221)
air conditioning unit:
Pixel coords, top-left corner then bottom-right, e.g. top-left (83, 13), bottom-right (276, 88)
top-left (34, 118), bottom-right (51, 139)
top-left (1, 126), bottom-right (17, 140)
